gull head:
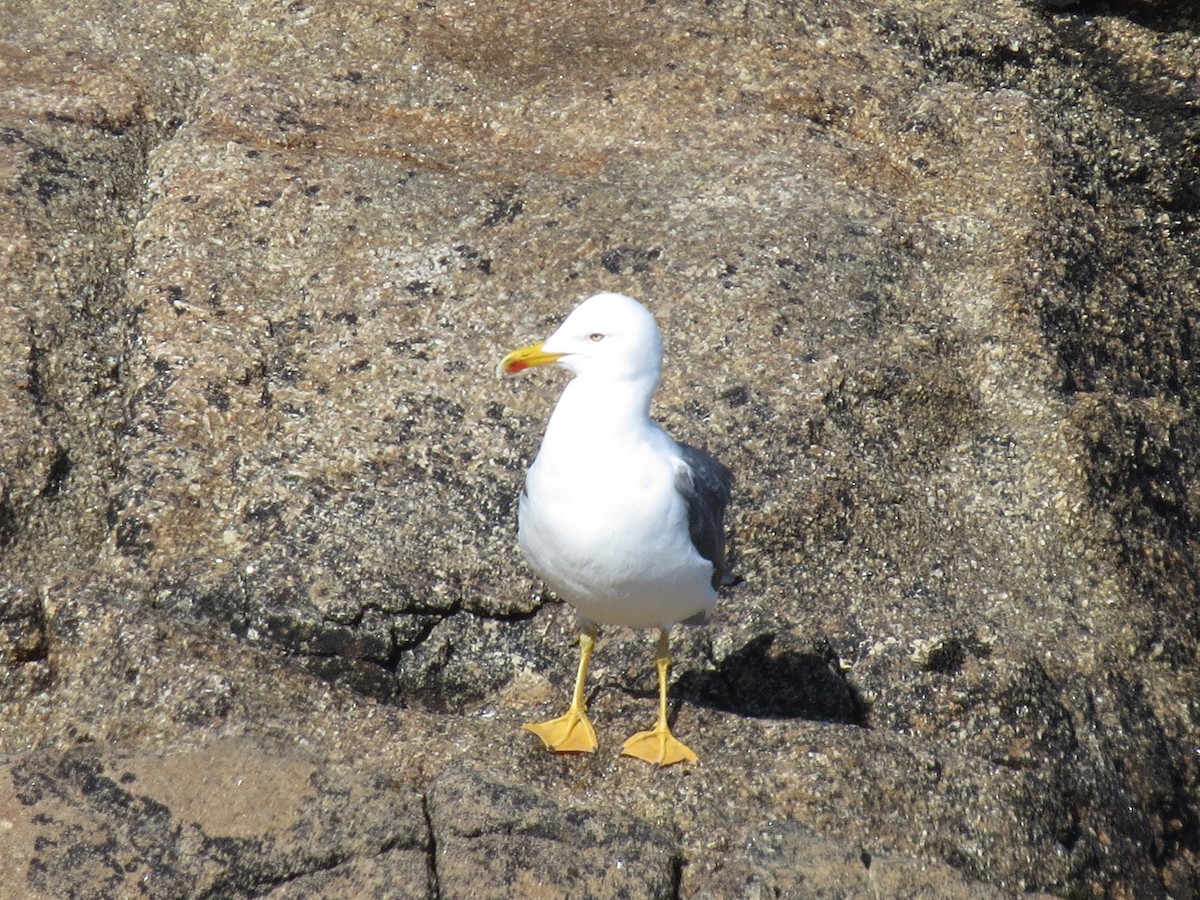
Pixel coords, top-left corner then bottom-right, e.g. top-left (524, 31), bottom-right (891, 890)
top-left (500, 292), bottom-right (664, 384)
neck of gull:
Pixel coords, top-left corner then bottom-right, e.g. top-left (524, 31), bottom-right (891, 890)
top-left (547, 372), bottom-right (658, 443)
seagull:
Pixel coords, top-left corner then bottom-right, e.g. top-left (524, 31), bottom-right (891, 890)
top-left (499, 292), bottom-right (733, 766)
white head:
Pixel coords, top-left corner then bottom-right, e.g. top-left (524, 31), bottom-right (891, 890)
top-left (500, 293), bottom-right (663, 385)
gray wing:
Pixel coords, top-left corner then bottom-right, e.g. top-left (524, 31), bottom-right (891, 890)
top-left (674, 441), bottom-right (734, 591)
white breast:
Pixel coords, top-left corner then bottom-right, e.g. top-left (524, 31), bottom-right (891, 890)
top-left (518, 423), bottom-right (718, 628)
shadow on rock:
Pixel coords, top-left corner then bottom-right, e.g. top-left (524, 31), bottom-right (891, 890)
top-left (679, 633), bottom-right (868, 726)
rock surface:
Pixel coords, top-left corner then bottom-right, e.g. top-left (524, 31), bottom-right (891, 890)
top-left (1, 0), bottom-right (1199, 896)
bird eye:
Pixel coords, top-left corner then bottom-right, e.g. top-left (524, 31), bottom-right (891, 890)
top-left (588, 332), bottom-right (605, 342)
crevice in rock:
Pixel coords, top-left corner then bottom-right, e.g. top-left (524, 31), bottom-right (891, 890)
top-left (0, 576), bottom-right (51, 677)
top-left (37, 446), bottom-right (72, 500)
top-left (422, 791), bottom-right (442, 900)
top-left (269, 598), bottom-right (548, 706)
top-left (0, 496), bottom-right (15, 551)
top-left (669, 853), bottom-right (685, 900)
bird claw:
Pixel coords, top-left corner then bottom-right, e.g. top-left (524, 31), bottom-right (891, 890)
top-left (621, 725), bottom-right (698, 766)
top-left (524, 705), bottom-right (598, 753)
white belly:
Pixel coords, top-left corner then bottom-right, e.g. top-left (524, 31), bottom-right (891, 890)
top-left (517, 436), bottom-right (717, 629)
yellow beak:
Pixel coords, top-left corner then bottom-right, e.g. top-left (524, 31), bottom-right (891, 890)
top-left (498, 342), bottom-right (564, 377)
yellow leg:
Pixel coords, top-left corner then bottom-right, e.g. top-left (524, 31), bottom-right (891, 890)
top-left (621, 630), bottom-right (698, 766)
top-left (524, 625), bottom-right (599, 753)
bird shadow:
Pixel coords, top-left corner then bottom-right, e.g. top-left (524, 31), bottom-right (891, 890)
top-left (675, 633), bottom-right (869, 727)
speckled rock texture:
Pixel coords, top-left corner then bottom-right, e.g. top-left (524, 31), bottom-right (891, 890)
top-left (1, 0), bottom-right (1198, 897)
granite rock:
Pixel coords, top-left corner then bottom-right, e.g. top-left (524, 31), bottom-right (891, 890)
top-left (1, 0), bottom-right (1199, 896)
